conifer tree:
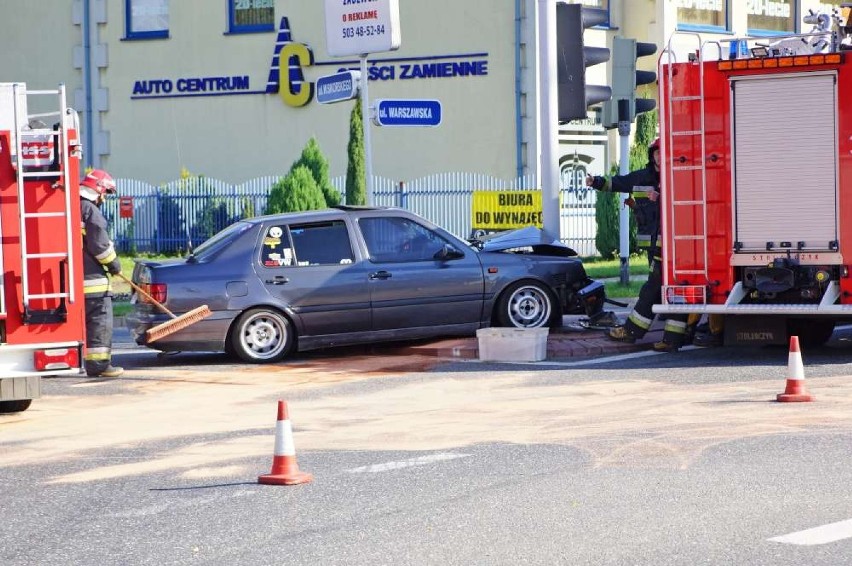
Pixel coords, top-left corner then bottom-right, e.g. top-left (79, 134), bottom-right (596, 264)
top-left (345, 98), bottom-right (367, 205)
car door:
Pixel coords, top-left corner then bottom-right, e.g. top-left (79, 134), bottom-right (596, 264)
top-left (358, 215), bottom-right (485, 331)
top-left (257, 219), bottom-right (371, 337)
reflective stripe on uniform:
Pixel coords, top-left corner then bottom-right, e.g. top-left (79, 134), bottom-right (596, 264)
top-left (85, 348), bottom-right (111, 361)
top-left (95, 244), bottom-right (117, 265)
top-left (664, 319), bottom-right (688, 335)
top-left (628, 311), bottom-right (654, 331)
top-left (83, 278), bottom-right (111, 295)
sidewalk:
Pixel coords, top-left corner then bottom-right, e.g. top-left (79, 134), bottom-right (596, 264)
top-left (114, 302), bottom-right (652, 360)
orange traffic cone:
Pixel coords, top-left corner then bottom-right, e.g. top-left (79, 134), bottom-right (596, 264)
top-left (776, 336), bottom-right (814, 403)
top-left (258, 400), bottom-right (313, 485)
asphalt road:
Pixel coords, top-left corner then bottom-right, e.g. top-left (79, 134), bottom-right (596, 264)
top-left (3, 327), bottom-right (852, 565)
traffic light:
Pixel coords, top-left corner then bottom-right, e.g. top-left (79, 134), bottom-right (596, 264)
top-left (555, 3), bottom-right (611, 123)
top-left (603, 36), bottom-right (658, 128)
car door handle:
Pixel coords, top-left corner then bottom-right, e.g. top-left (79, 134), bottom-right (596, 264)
top-left (265, 276), bottom-right (289, 285)
top-left (369, 271), bottom-right (392, 280)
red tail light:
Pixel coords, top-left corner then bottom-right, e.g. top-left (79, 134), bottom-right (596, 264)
top-left (34, 347), bottom-right (80, 371)
top-left (140, 283), bottom-right (167, 304)
top-left (664, 286), bottom-right (706, 305)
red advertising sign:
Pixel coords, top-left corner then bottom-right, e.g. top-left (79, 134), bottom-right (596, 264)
top-left (119, 196), bottom-right (134, 219)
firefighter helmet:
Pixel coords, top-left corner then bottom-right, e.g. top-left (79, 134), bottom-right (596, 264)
top-left (80, 169), bottom-right (116, 201)
top-left (648, 137), bottom-right (661, 164)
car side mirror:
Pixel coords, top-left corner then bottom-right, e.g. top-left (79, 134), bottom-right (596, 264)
top-left (434, 244), bottom-right (464, 261)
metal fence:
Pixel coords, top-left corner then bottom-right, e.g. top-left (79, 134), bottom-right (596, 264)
top-left (105, 173), bottom-right (600, 256)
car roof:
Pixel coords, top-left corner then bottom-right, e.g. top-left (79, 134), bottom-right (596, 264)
top-left (244, 206), bottom-right (409, 225)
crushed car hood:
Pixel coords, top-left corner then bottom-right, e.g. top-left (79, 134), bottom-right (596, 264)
top-left (479, 226), bottom-right (577, 256)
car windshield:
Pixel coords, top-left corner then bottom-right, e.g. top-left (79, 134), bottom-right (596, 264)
top-left (189, 221), bottom-right (253, 262)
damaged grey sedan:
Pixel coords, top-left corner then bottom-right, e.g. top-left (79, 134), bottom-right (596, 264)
top-left (127, 206), bottom-right (606, 363)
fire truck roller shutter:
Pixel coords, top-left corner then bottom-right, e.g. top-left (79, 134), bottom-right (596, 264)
top-left (732, 72), bottom-right (838, 252)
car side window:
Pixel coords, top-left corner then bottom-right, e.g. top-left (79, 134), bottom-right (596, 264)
top-left (360, 217), bottom-right (452, 263)
top-left (288, 220), bottom-right (355, 266)
top-left (260, 224), bottom-right (295, 267)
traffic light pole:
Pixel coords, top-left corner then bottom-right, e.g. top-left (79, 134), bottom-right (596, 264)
top-left (538, 0), bottom-right (561, 237)
top-left (617, 99), bottom-right (631, 286)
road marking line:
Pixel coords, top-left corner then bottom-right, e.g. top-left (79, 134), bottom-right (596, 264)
top-left (769, 519), bottom-right (852, 546)
top-left (113, 348), bottom-right (156, 355)
top-left (346, 453), bottom-right (470, 474)
top-left (457, 347), bottom-right (692, 368)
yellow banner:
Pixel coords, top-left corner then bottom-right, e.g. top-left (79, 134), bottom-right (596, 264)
top-left (471, 190), bottom-right (543, 230)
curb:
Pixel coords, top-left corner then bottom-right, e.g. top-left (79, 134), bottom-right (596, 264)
top-left (396, 325), bottom-right (664, 361)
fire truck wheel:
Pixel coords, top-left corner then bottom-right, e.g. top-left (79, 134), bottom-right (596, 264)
top-left (787, 318), bottom-right (836, 348)
top-left (494, 280), bottom-right (559, 329)
top-left (229, 308), bottom-right (295, 363)
top-left (0, 399), bottom-right (33, 413)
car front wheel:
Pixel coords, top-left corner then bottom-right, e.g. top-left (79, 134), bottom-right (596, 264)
top-left (495, 281), bottom-right (557, 328)
top-left (230, 308), bottom-right (295, 363)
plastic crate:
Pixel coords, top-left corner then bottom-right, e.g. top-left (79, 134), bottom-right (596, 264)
top-left (476, 327), bottom-right (549, 362)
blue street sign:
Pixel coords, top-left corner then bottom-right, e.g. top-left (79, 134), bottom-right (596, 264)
top-left (316, 71), bottom-right (360, 104)
top-left (373, 99), bottom-right (442, 127)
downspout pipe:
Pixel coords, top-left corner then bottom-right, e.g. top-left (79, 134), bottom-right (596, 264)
top-left (514, 0), bottom-right (524, 180)
top-left (82, 0), bottom-right (94, 170)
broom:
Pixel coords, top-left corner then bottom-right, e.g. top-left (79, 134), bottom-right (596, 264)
top-left (116, 272), bottom-right (212, 343)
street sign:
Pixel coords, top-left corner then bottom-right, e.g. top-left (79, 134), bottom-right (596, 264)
top-left (324, 0), bottom-right (402, 57)
top-left (372, 99), bottom-right (442, 127)
top-left (316, 70), bottom-right (360, 104)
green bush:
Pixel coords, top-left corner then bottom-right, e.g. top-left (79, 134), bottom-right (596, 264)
top-left (266, 165), bottom-right (326, 214)
top-left (291, 137), bottom-right (340, 207)
top-left (594, 164), bottom-right (619, 258)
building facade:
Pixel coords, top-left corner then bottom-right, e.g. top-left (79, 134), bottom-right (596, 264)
top-left (0, 0), bottom-right (844, 187)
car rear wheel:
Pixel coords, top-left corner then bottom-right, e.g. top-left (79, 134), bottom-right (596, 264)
top-left (230, 308), bottom-right (295, 363)
top-left (495, 281), bottom-right (557, 328)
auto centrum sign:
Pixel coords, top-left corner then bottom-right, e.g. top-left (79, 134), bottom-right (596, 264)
top-left (472, 191), bottom-right (543, 230)
top-left (130, 14), bottom-right (488, 105)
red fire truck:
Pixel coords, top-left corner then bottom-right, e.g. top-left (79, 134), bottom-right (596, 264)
top-left (654, 9), bottom-right (852, 347)
top-left (0, 83), bottom-right (86, 413)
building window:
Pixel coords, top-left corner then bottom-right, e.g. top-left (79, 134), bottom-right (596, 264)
top-left (676, 0), bottom-right (729, 32)
top-left (228, 0), bottom-right (275, 34)
top-left (125, 0), bottom-right (169, 39)
top-left (747, 0), bottom-right (797, 35)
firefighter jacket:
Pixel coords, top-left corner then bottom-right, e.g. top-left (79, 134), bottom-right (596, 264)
top-left (590, 164), bottom-right (661, 259)
top-left (81, 199), bottom-right (121, 298)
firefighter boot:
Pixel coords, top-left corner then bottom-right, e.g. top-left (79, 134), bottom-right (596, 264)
top-left (693, 332), bottom-right (723, 347)
top-left (653, 340), bottom-right (679, 353)
top-left (98, 366), bottom-right (124, 378)
top-left (607, 326), bottom-right (636, 343)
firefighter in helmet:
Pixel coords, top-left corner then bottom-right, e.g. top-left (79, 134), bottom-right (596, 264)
top-left (586, 138), bottom-right (691, 352)
top-left (80, 169), bottom-right (124, 377)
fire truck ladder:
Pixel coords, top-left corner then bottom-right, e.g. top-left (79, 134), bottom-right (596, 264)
top-left (11, 83), bottom-right (76, 324)
top-left (658, 33), bottom-right (717, 306)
